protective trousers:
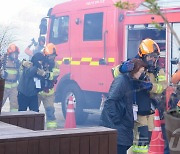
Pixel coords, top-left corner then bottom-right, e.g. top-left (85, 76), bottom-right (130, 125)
top-left (132, 114), bottom-right (154, 154)
top-left (38, 94), bottom-right (57, 129)
top-left (3, 87), bottom-right (18, 111)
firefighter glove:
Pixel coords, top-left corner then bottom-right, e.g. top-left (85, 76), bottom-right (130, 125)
top-left (44, 72), bottom-right (50, 79)
top-left (37, 68), bottom-right (46, 77)
top-left (140, 81), bottom-right (153, 91)
top-left (119, 60), bottom-right (134, 73)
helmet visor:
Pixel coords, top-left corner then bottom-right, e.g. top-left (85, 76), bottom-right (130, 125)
top-left (148, 52), bottom-right (159, 59)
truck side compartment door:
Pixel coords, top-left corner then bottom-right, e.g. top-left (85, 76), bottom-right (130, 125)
top-left (77, 8), bottom-right (108, 92)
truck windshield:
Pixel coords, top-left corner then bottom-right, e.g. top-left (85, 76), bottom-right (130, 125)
top-left (49, 16), bottom-right (69, 44)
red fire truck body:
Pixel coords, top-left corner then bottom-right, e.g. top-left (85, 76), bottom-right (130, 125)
top-left (40, 0), bottom-right (180, 123)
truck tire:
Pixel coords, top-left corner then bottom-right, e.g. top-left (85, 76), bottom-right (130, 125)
top-left (61, 83), bottom-right (88, 125)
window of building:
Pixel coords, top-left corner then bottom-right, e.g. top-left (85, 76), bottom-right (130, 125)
top-left (50, 16), bottom-right (69, 44)
top-left (83, 12), bottom-right (103, 41)
top-left (136, 0), bottom-right (180, 11)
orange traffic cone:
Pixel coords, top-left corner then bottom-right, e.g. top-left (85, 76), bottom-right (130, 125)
top-left (149, 109), bottom-right (164, 154)
top-left (64, 95), bottom-right (76, 128)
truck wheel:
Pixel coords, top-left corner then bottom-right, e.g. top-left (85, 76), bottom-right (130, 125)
top-left (61, 83), bottom-right (88, 125)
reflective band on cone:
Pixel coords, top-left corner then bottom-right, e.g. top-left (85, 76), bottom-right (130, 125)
top-left (154, 116), bottom-right (160, 120)
top-left (67, 109), bottom-right (74, 112)
top-left (154, 126), bottom-right (162, 131)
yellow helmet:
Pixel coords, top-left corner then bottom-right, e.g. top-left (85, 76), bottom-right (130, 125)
top-left (138, 38), bottom-right (160, 57)
top-left (43, 43), bottom-right (57, 56)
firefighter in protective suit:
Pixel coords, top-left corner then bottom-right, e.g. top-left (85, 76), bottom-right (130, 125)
top-left (169, 62), bottom-right (180, 109)
top-left (112, 38), bottom-right (167, 153)
top-left (171, 62), bottom-right (180, 85)
top-left (38, 43), bottom-right (60, 129)
top-left (24, 36), bottom-right (45, 59)
top-left (2, 44), bottom-right (20, 111)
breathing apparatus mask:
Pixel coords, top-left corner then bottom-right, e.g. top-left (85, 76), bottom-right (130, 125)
top-left (143, 52), bottom-right (160, 74)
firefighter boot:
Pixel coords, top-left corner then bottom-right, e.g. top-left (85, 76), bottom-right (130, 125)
top-left (133, 126), bottom-right (149, 153)
top-left (46, 120), bottom-right (58, 130)
top-left (45, 106), bottom-right (57, 129)
top-left (10, 108), bottom-right (18, 112)
top-left (10, 102), bottom-right (18, 112)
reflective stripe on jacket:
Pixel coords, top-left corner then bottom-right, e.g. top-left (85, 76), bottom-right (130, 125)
top-left (148, 69), bottom-right (167, 94)
top-left (111, 65), bottom-right (120, 78)
top-left (39, 61), bottom-right (60, 96)
top-left (39, 88), bottom-right (54, 96)
top-left (4, 59), bottom-right (20, 89)
top-left (5, 82), bottom-right (18, 88)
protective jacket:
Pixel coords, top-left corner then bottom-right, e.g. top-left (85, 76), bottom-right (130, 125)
top-left (171, 70), bottom-right (180, 84)
top-left (100, 73), bottom-right (135, 146)
top-left (168, 85), bottom-right (180, 109)
top-left (168, 70), bottom-right (180, 110)
top-left (3, 56), bottom-right (20, 88)
top-left (39, 61), bottom-right (60, 96)
top-left (134, 69), bottom-right (167, 115)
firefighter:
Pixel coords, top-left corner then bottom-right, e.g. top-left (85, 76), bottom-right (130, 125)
top-left (24, 36), bottom-right (45, 59)
top-left (169, 62), bottom-right (180, 109)
top-left (164, 63), bottom-right (180, 154)
top-left (171, 62), bottom-right (180, 85)
top-left (112, 38), bottom-right (167, 153)
top-left (2, 44), bottom-right (20, 112)
top-left (38, 43), bottom-right (60, 129)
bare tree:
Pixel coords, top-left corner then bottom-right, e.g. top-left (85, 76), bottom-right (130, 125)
top-left (0, 25), bottom-right (17, 77)
top-left (0, 25), bottom-right (17, 55)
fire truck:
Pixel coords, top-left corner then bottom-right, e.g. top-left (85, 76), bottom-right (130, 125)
top-left (39, 0), bottom-right (180, 124)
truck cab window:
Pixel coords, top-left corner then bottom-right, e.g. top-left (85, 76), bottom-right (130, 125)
top-left (83, 12), bottom-right (103, 41)
top-left (50, 16), bottom-right (69, 44)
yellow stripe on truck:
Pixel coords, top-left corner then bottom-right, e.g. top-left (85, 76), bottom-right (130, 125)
top-left (56, 57), bottom-right (115, 66)
top-left (71, 61), bottom-right (81, 65)
top-left (81, 57), bottom-right (92, 62)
